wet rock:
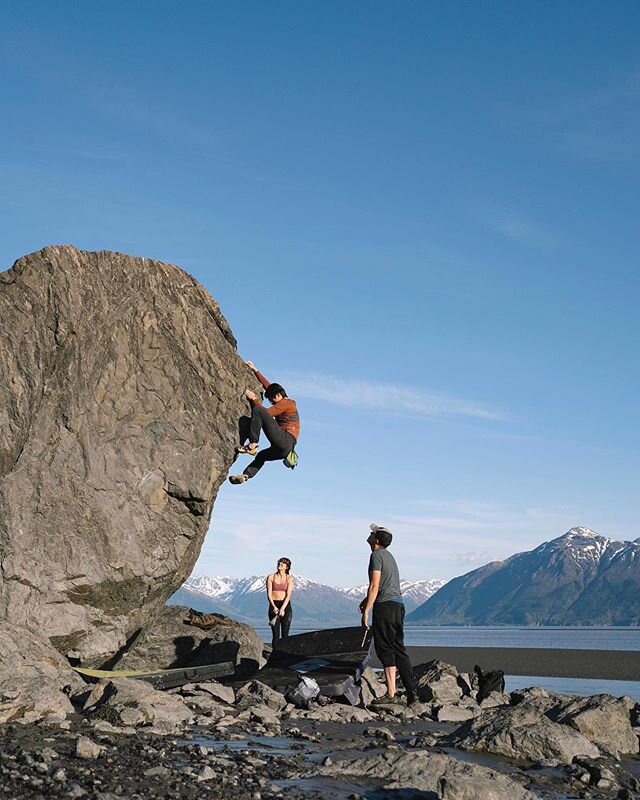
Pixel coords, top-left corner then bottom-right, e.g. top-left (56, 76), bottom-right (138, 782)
top-left (83, 677), bottom-right (193, 732)
top-left (235, 681), bottom-right (286, 712)
top-left (0, 245), bottom-right (253, 663)
top-left (408, 731), bottom-right (444, 748)
top-left (116, 605), bottom-right (264, 675)
top-left (363, 726), bottom-right (395, 741)
top-left (319, 749), bottom-right (537, 799)
top-left (300, 704), bottom-right (373, 723)
top-left (572, 756), bottom-right (635, 793)
top-left (238, 703), bottom-right (281, 727)
top-left (449, 702), bottom-right (601, 764)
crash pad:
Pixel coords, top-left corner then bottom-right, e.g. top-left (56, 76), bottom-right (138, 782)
top-left (251, 626), bottom-right (374, 705)
top-left (75, 660), bottom-right (235, 690)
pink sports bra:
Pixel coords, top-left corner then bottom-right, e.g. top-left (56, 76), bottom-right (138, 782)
top-left (272, 575), bottom-right (288, 592)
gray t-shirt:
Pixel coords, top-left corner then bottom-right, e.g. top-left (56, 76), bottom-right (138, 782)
top-left (368, 548), bottom-right (403, 604)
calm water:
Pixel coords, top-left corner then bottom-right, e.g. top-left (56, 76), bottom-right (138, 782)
top-left (255, 624), bottom-right (640, 700)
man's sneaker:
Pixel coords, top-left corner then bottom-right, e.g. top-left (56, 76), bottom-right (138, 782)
top-left (370, 693), bottom-right (402, 707)
top-left (236, 444), bottom-right (259, 456)
top-left (229, 474), bottom-right (249, 485)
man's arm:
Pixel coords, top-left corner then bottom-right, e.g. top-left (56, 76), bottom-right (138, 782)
top-left (245, 361), bottom-right (270, 390)
top-left (361, 570), bottom-right (381, 628)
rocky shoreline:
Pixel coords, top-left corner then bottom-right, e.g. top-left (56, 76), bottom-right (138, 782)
top-left (2, 653), bottom-right (639, 800)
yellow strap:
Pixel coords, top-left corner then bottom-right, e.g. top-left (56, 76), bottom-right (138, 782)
top-left (74, 666), bottom-right (195, 679)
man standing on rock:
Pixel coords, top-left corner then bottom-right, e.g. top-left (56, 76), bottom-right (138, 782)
top-left (229, 361), bottom-right (300, 485)
top-left (360, 524), bottom-right (418, 706)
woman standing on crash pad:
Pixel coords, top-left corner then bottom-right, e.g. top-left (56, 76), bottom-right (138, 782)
top-left (266, 557), bottom-right (294, 646)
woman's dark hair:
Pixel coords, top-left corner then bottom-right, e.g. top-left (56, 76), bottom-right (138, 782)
top-left (265, 383), bottom-right (287, 400)
top-left (277, 557), bottom-right (292, 574)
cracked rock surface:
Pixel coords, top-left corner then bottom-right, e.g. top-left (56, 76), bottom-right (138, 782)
top-left (0, 245), bottom-right (256, 663)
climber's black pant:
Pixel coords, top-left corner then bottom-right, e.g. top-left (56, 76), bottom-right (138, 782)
top-left (240, 406), bottom-right (295, 478)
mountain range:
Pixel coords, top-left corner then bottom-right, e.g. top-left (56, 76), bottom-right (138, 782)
top-left (407, 527), bottom-right (640, 626)
top-left (169, 575), bottom-right (445, 626)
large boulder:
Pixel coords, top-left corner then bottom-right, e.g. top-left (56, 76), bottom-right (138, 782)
top-left (449, 701), bottom-right (601, 765)
top-left (318, 750), bottom-right (537, 799)
top-left (549, 694), bottom-right (639, 757)
top-left (83, 676), bottom-right (193, 733)
top-left (0, 245), bottom-right (256, 663)
top-left (414, 659), bottom-right (470, 704)
top-left (114, 605), bottom-right (264, 675)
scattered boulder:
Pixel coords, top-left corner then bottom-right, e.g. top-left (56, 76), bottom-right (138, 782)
top-left (358, 666), bottom-right (387, 706)
top-left (235, 680), bottom-right (287, 712)
top-left (114, 605), bottom-right (263, 675)
top-left (414, 660), bottom-right (468, 705)
top-left (437, 704), bottom-right (478, 723)
top-left (178, 680), bottom-right (235, 705)
top-left (0, 245), bottom-right (256, 663)
top-left (363, 726), bottom-right (395, 741)
top-left (449, 702), bottom-right (601, 765)
top-left (478, 691), bottom-right (511, 709)
top-left (296, 704), bottom-right (373, 723)
top-left (318, 749), bottom-right (537, 799)
top-left (83, 676), bottom-right (193, 732)
top-left (549, 694), bottom-right (639, 757)
top-left (0, 622), bottom-right (85, 724)
top-left (74, 735), bottom-right (105, 760)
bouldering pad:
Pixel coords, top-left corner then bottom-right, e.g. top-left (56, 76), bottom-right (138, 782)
top-left (75, 661), bottom-right (235, 690)
top-left (247, 626), bottom-right (374, 705)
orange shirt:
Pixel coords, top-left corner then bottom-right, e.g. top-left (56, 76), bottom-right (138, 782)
top-left (251, 371), bottom-right (300, 442)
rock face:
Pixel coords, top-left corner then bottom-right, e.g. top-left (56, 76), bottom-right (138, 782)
top-left (0, 245), bottom-right (255, 663)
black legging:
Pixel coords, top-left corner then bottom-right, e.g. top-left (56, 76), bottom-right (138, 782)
top-left (269, 600), bottom-right (292, 646)
top-left (240, 406), bottom-right (295, 478)
top-left (372, 600), bottom-right (416, 694)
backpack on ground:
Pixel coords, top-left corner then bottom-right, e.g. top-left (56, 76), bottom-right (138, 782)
top-left (474, 664), bottom-right (505, 702)
top-left (283, 448), bottom-right (298, 470)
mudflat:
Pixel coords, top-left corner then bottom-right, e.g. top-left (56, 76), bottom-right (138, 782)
top-left (399, 646), bottom-right (640, 681)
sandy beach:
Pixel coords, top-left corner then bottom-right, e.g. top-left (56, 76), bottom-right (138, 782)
top-left (397, 646), bottom-right (640, 681)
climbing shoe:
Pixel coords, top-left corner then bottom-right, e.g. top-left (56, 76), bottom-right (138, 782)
top-left (236, 444), bottom-right (259, 456)
top-left (370, 693), bottom-right (402, 706)
top-left (229, 474), bottom-right (249, 485)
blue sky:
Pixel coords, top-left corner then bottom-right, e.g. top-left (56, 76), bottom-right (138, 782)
top-left (1, 1), bottom-right (639, 586)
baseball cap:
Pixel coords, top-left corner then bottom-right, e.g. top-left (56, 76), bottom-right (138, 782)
top-left (369, 523), bottom-right (393, 547)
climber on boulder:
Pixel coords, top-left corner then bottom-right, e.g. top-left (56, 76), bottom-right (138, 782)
top-left (229, 361), bottom-right (300, 485)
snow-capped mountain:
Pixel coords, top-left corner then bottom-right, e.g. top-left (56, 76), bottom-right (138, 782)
top-left (169, 574), bottom-right (446, 624)
top-left (408, 527), bottom-right (640, 626)
top-left (170, 574), bottom-right (362, 626)
top-left (340, 579), bottom-right (446, 613)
